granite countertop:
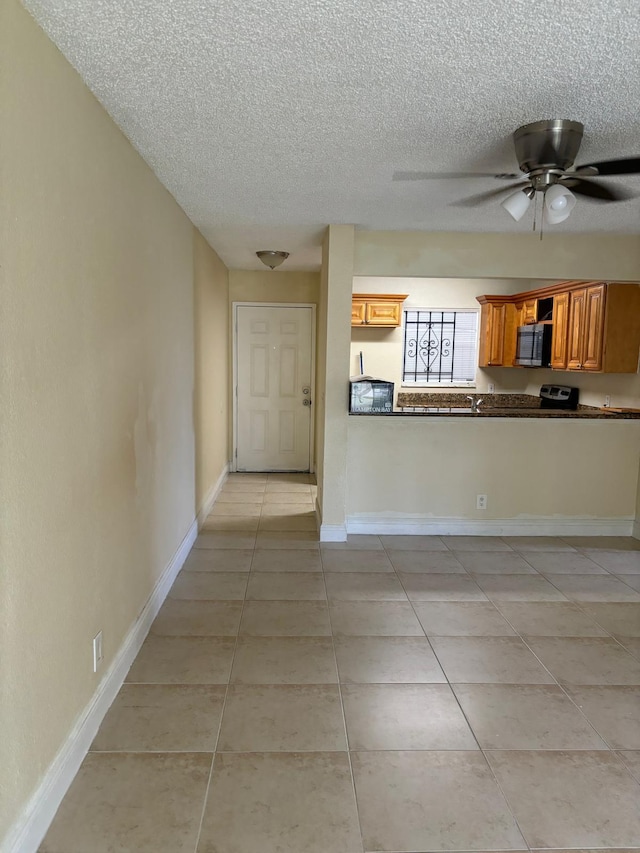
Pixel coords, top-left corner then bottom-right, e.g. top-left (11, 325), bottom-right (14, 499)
top-left (350, 393), bottom-right (640, 419)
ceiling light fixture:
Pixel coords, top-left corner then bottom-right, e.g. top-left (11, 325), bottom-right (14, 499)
top-left (256, 250), bottom-right (289, 269)
top-left (501, 186), bottom-right (536, 221)
top-left (544, 184), bottom-right (576, 224)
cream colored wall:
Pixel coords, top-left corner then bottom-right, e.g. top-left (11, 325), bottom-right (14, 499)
top-left (194, 232), bottom-right (230, 513)
top-left (354, 231), bottom-right (640, 280)
top-left (229, 270), bottom-right (319, 305)
top-left (316, 226), bottom-right (355, 532)
top-left (347, 418), bottom-right (640, 525)
top-left (1, 1), bottom-right (199, 843)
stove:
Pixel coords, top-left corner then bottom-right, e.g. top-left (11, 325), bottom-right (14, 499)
top-left (539, 384), bottom-right (579, 410)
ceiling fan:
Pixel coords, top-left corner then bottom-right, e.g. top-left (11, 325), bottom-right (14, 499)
top-left (394, 119), bottom-right (640, 223)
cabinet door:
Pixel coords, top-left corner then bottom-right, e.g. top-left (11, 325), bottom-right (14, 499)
top-left (351, 300), bottom-right (366, 326)
top-left (488, 304), bottom-right (506, 365)
top-left (365, 300), bottom-right (402, 326)
top-left (582, 284), bottom-right (605, 370)
top-left (550, 292), bottom-right (570, 369)
top-left (479, 303), bottom-right (506, 367)
top-left (522, 298), bottom-right (537, 324)
top-left (567, 289), bottom-right (586, 369)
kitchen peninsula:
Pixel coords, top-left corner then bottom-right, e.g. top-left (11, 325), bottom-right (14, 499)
top-left (352, 392), bottom-right (640, 419)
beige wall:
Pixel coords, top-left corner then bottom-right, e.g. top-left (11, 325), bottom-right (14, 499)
top-left (316, 226), bottom-right (355, 533)
top-left (347, 417), bottom-right (640, 528)
top-left (1, 1), bottom-right (199, 843)
top-left (194, 232), bottom-right (230, 513)
top-left (229, 270), bottom-right (319, 305)
top-left (354, 231), bottom-right (640, 280)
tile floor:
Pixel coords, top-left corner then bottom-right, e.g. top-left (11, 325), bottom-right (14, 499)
top-left (40, 473), bottom-right (640, 853)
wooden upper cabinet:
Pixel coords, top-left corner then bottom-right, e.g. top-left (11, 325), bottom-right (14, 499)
top-left (567, 284), bottom-right (606, 371)
top-left (582, 284), bottom-right (605, 370)
top-left (365, 300), bottom-right (402, 326)
top-left (351, 299), bottom-right (366, 326)
top-left (486, 303), bottom-right (506, 366)
top-left (351, 294), bottom-right (408, 327)
top-left (477, 300), bottom-right (519, 367)
top-left (478, 280), bottom-right (640, 374)
top-left (522, 298), bottom-right (538, 324)
top-left (550, 291), bottom-right (570, 369)
top-left (567, 288), bottom-right (587, 370)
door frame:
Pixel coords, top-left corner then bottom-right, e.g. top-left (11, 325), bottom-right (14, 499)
top-left (231, 302), bottom-right (317, 473)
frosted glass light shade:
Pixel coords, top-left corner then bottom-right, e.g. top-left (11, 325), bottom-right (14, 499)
top-left (544, 185), bottom-right (576, 223)
top-left (256, 250), bottom-right (289, 269)
top-left (501, 188), bottom-right (534, 221)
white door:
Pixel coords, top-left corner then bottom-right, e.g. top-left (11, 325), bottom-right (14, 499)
top-left (235, 304), bottom-right (314, 471)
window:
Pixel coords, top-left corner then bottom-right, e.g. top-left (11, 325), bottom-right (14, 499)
top-left (402, 309), bottom-right (478, 386)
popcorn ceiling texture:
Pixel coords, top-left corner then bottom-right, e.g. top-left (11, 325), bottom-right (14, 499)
top-left (23, 0), bottom-right (640, 269)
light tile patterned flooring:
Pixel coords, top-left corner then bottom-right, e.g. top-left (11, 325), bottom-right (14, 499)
top-left (41, 473), bottom-right (640, 852)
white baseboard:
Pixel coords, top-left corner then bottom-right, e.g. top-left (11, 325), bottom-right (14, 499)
top-left (320, 523), bottom-right (348, 542)
top-left (196, 465), bottom-right (229, 528)
top-left (4, 519), bottom-right (198, 853)
top-left (346, 515), bottom-right (635, 537)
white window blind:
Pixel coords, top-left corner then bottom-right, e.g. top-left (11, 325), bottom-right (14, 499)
top-left (402, 309), bottom-right (478, 385)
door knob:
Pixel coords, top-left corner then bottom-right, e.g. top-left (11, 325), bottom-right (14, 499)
top-left (303, 398), bottom-right (312, 406)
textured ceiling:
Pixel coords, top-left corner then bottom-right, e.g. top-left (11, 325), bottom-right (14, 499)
top-left (23, 0), bottom-right (640, 270)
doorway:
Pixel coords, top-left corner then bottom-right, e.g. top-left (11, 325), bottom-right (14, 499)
top-left (233, 303), bottom-right (315, 472)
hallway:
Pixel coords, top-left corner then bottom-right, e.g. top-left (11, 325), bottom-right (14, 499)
top-left (40, 473), bottom-right (640, 852)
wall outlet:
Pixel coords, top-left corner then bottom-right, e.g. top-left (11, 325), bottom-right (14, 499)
top-left (92, 631), bottom-right (103, 673)
top-left (476, 494), bottom-right (488, 510)
top-left (604, 395), bottom-right (611, 408)
top-left (487, 383), bottom-right (495, 394)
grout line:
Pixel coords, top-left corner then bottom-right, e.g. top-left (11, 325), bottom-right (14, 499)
top-left (322, 560), bottom-right (367, 853)
top-left (191, 521), bottom-right (253, 853)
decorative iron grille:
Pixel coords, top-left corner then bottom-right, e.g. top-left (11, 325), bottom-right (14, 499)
top-left (403, 310), bottom-right (478, 384)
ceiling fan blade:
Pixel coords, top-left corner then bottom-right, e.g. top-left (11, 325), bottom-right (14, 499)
top-left (575, 157), bottom-right (640, 176)
top-left (561, 177), bottom-right (636, 202)
top-left (451, 181), bottom-right (530, 207)
top-left (392, 170), bottom-right (520, 181)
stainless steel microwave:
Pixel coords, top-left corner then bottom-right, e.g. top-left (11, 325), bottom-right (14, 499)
top-left (515, 323), bottom-right (553, 367)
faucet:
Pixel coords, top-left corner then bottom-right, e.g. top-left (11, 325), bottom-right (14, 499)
top-left (466, 395), bottom-right (484, 412)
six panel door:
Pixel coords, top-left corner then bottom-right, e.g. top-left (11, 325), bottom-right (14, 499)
top-left (236, 305), bottom-right (313, 471)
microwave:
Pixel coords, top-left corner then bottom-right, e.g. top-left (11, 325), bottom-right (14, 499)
top-left (515, 323), bottom-right (553, 367)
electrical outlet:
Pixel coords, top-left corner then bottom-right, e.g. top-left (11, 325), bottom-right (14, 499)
top-left (476, 494), bottom-right (488, 510)
top-left (487, 383), bottom-right (495, 394)
top-left (604, 395), bottom-right (611, 408)
top-left (92, 631), bottom-right (103, 673)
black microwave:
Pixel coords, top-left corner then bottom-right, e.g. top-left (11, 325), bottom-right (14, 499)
top-left (515, 323), bottom-right (553, 367)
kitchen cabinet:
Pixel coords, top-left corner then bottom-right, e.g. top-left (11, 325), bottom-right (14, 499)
top-left (520, 298), bottom-right (538, 325)
top-left (351, 293), bottom-right (408, 327)
top-left (477, 298), bottom-right (518, 367)
top-left (478, 281), bottom-right (640, 374)
top-left (550, 291), bottom-right (570, 369)
top-left (565, 284), bottom-right (605, 371)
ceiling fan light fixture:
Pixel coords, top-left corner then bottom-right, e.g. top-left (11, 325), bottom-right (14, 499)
top-left (501, 187), bottom-right (535, 221)
top-left (544, 184), bottom-right (576, 223)
top-left (256, 250), bottom-right (289, 269)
